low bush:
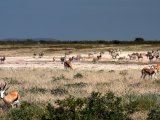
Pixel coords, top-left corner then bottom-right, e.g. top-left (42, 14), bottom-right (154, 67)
top-left (51, 87), bottom-right (68, 96)
top-left (73, 73), bottom-right (83, 79)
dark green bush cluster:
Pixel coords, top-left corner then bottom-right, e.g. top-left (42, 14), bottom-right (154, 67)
top-left (8, 101), bottom-right (45, 120)
top-left (73, 73), bottom-right (83, 79)
top-left (147, 105), bottom-right (160, 120)
top-left (4, 91), bottom-right (160, 120)
top-left (5, 91), bottom-right (135, 120)
top-left (43, 91), bottom-right (134, 120)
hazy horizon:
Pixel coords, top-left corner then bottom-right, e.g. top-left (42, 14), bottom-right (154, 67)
top-left (0, 0), bottom-right (160, 41)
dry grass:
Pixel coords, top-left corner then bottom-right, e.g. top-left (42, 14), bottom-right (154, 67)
top-left (0, 68), bottom-right (159, 104)
top-left (0, 43), bottom-right (160, 119)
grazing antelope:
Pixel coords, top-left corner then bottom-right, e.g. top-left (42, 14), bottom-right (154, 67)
top-left (64, 57), bottom-right (73, 69)
top-left (0, 56), bottom-right (5, 63)
top-left (39, 52), bottom-right (44, 58)
top-left (0, 83), bottom-right (20, 109)
top-left (111, 53), bottom-right (119, 59)
top-left (60, 53), bottom-right (67, 64)
top-left (141, 66), bottom-right (158, 80)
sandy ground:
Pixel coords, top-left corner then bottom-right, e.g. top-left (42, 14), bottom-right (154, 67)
top-left (0, 51), bottom-right (159, 70)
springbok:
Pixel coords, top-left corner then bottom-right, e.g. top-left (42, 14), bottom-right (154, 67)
top-left (136, 53), bottom-right (143, 61)
top-left (39, 52), bottom-right (44, 58)
top-left (0, 82), bottom-right (20, 109)
top-left (60, 53), bottom-right (67, 64)
top-left (64, 57), bottom-right (74, 69)
top-left (97, 52), bottom-right (102, 60)
top-left (93, 53), bottom-right (102, 63)
top-left (141, 65), bottom-right (158, 80)
top-left (0, 56), bottom-right (5, 63)
top-left (111, 53), bottom-right (119, 59)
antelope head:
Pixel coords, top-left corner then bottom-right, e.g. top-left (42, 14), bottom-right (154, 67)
top-left (0, 82), bottom-right (9, 99)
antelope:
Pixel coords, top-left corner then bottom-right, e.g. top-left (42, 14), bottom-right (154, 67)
top-left (136, 53), bottom-right (143, 61)
top-left (0, 82), bottom-right (20, 109)
top-left (97, 52), bottom-right (102, 60)
top-left (141, 66), bottom-right (158, 80)
top-left (74, 54), bottom-right (84, 61)
top-left (111, 53), bottom-right (119, 59)
top-left (39, 52), bottom-right (44, 58)
top-left (93, 53), bottom-right (102, 63)
top-left (60, 53), bottom-right (67, 64)
top-left (0, 56), bottom-right (5, 63)
top-left (33, 52), bottom-right (37, 58)
top-left (64, 57), bottom-right (73, 69)
top-left (128, 54), bottom-right (137, 60)
top-left (53, 57), bottom-right (55, 62)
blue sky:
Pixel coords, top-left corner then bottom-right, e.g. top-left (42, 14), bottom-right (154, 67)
top-left (0, 0), bottom-right (160, 41)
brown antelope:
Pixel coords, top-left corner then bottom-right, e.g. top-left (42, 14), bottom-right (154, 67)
top-left (64, 57), bottom-right (74, 69)
top-left (141, 66), bottom-right (158, 80)
top-left (0, 82), bottom-right (20, 109)
top-left (0, 56), bottom-right (5, 63)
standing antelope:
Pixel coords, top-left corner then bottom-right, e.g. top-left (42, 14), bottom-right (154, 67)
top-left (0, 56), bottom-right (5, 63)
top-left (141, 66), bottom-right (158, 80)
top-left (53, 57), bottom-right (55, 62)
top-left (93, 53), bottom-right (102, 63)
top-left (97, 52), bottom-right (102, 60)
top-left (64, 57), bottom-right (73, 69)
top-left (0, 83), bottom-right (20, 109)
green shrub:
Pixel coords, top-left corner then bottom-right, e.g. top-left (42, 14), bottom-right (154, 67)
top-left (73, 73), bottom-right (83, 79)
top-left (128, 94), bottom-right (158, 111)
top-left (147, 106), bottom-right (160, 120)
top-left (42, 91), bottom-right (134, 120)
top-left (8, 101), bottom-right (45, 120)
top-left (51, 87), bottom-right (68, 96)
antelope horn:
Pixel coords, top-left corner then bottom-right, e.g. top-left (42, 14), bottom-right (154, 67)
top-left (2, 82), bottom-right (7, 90)
top-left (5, 86), bottom-right (10, 91)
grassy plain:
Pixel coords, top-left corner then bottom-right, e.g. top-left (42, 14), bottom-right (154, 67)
top-left (0, 43), bottom-right (160, 119)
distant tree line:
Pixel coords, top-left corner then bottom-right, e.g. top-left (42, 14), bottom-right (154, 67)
top-left (0, 38), bottom-right (159, 45)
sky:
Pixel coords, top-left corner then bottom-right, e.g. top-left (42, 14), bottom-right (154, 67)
top-left (0, 0), bottom-right (160, 41)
